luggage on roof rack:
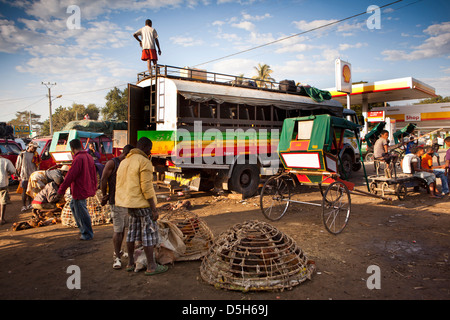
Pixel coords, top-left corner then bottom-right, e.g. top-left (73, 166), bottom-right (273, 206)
top-left (279, 79), bottom-right (297, 92)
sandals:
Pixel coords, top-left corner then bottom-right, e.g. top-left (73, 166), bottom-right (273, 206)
top-left (113, 257), bottom-right (122, 269)
top-left (145, 264), bottom-right (168, 276)
top-left (125, 264), bottom-right (135, 272)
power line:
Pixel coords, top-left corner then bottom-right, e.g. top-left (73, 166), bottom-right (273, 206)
top-left (61, 83), bottom-right (128, 97)
top-left (0, 94), bottom-right (45, 104)
top-left (0, 96), bottom-right (47, 118)
top-left (193, 0), bottom-right (404, 67)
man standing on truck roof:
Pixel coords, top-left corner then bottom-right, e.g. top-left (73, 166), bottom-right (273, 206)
top-left (133, 19), bottom-right (161, 71)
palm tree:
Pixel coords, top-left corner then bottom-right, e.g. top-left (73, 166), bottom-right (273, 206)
top-left (252, 63), bottom-right (275, 88)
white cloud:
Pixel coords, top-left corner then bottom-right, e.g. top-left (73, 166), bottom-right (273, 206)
top-left (10, 0), bottom-right (186, 20)
top-left (212, 20), bottom-right (225, 26)
top-left (419, 76), bottom-right (450, 96)
top-left (338, 42), bottom-right (368, 51)
top-left (216, 0), bottom-right (257, 4)
top-left (216, 32), bottom-right (241, 41)
top-left (241, 12), bottom-right (271, 21)
top-left (231, 21), bottom-right (255, 32)
top-left (0, 18), bottom-right (64, 53)
top-left (293, 19), bottom-right (338, 32)
top-left (211, 58), bottom-right (257, 77)
top-left (170, 35), bottom-right (204, 47)
top-left (292, 19), bottom-right (364, 38)
top-left (382, 22), bottom-right (450, 61)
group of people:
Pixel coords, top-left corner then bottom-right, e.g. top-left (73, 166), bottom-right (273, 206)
top-left (373, 130), bottom-right (450, 198)
top-left (59, 137), bottom-right (166, 275)
top-left (0, 136), bottom-right (167, 276)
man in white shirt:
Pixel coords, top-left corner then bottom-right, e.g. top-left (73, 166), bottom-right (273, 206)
top-left (401, 145), bottom-right (442, 198)
top-left (0, 152), bottom-right (17, 224)
top-left (133, 19), bottom-right (162, 71)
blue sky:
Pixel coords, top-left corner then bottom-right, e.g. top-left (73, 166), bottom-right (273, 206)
top-left (0, 0), bottom-right (449, 123)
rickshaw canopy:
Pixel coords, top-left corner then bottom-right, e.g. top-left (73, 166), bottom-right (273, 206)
top-left (279, 114), bottom-right (361, 153)
top-left (364, 121), bottom-right (386, 147)
top-left (393, 123), bottom-right (416, 144)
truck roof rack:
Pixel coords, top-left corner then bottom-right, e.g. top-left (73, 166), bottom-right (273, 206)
top-left (137, 64), bottom-right (311, 96)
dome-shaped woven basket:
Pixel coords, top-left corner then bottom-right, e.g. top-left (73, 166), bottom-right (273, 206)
top-left (161, 210), bottom-right (214, 261)
top-left (61, 192), bottom-right (111, 227)
top-left (200, 220), bottom-right (315, 292)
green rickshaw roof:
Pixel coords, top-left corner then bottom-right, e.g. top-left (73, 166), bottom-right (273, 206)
top-left (393, 123), bottom-right (416, 144)
top-left (364, 121), bottom-right (386, 147)
top-left (279, 114), bottom-right (361, 153)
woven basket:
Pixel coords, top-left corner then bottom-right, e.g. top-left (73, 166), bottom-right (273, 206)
top-left (161, 210), bottom-right (214, 261)
top-left (61, 191), bottom-right (111, 227)
top-left (200, 220), bottom-right (315, 292)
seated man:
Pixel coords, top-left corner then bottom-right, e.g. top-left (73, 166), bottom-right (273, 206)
top-left (374, 130), bottom-right (399, 164)
top-left (422, 146), bottom-right (448, 195)
top-left (402, 146), bottom-right (442, 198)
top-left (31, 169), bottom-right (65, 212)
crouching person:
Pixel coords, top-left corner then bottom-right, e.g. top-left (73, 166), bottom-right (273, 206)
top-left (31, 169), bottom-right (66, 213)
top-left (115, 137), bottom-right (168, 275)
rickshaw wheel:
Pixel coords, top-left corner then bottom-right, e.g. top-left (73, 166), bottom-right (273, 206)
top-left (322, 181), bottom-right (351, 235)
top-left (365, 152), bottom-right (375, 163)
top-left (396, 184), bottom-right (407, 200)
top-left (369, 181), bottom-right (378, 195)
top-left (260, 175), bottom-right (291, 221)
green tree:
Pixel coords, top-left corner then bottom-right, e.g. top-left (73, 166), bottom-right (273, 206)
top-left (416, 95), bottom-right (450, 104)
top-left (102, 87), bottom-right (128, 121)
top-left (252, 63), bottom-right (275, 88)
top-left (9, 111), bottom-right (42, 137)
top-left (40, 103), bottom-right (100, 136)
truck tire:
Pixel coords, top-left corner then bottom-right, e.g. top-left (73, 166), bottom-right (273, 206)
top-left (229, 164), bottom-right (260, 198)
top-left (339, 153), bottom-right (353, 180)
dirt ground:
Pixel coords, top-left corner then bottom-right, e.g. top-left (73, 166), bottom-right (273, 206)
top-left (0, 158), bottom-right (449, 302)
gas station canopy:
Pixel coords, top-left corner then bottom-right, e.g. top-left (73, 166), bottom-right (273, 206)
top-left (327, 77), bottom-right (436, 105)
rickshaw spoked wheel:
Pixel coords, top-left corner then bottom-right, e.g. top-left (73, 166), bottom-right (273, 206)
top-left (260, 175), bottom-right (291, 221)
top-left (369, 181), bottom-right (378, 195)
top-left (396, 183), bottom-right (407, 200)
top-left (322, 181), bottom-right (351, 235)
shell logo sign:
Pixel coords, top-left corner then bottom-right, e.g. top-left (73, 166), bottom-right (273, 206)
top-left (343, 64), bottom-right (351, 83)
top-left (335, 59), bottom-right (352, 93)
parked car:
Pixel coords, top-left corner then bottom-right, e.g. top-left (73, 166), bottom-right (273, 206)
top-left (32, 136), bottom-right (56, 171)
top-left (0, 138), bottom-right (23, 166)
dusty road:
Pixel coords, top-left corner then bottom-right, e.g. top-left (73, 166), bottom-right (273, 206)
top-left (0, 161), bottom-right (449, 303)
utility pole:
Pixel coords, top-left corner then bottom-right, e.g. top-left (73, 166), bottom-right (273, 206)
top-left (42, 82), bottom-right (56, 136)
top-left (29, 110), bottom-right (32, 138)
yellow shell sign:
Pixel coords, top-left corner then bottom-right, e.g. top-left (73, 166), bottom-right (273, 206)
top-left (335, 59), bottom-right (352, 93)
top-left (342, 64), bottom-right (351, 83)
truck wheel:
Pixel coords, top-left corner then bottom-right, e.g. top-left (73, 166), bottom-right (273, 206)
top-left (339, 153), bottom-right (353, 180)
top-left (352, 161), bottom-right (362, 172)
top-left (229, 164), bottom-right (260, 198)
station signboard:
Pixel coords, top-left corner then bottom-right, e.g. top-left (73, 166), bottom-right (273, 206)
top-left (14, 125), bottom-right (30, 135)
top-left (367, 111), bottom-right (385, 122)
top-left (335, 59), bottom-right (352, 93)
